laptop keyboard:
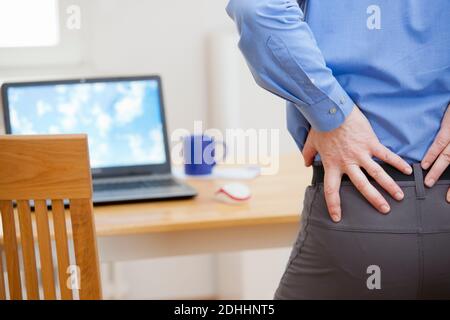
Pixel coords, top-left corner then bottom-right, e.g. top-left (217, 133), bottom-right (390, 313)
top-left (93, 179), bottom-right (179, 192)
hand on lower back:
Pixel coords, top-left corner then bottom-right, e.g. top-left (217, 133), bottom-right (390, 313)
top-left (422, 104), bottom-right (450, 202)
top-left (302, 106), bottom-right (413, 222)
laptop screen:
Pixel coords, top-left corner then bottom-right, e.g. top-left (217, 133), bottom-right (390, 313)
top-left (4, 78), bottom-right (167, 169)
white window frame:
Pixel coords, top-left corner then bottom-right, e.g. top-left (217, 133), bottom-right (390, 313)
top-left (0, 0), bottom-right (87, 68)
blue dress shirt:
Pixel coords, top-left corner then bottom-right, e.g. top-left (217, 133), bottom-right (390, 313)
top-left (226, 0), bottom-right (450, 163)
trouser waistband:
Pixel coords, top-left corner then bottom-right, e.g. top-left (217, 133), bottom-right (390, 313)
top-left (311, 163), bottom-right (450, 185)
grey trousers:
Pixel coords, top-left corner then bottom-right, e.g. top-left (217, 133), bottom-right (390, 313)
top-left (274, 165), bottom-right (450, 300)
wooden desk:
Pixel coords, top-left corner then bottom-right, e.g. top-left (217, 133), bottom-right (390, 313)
top-left (1, 154), bottom-right (311, 262)
top-left (95, 153), bottom-right (310, 262)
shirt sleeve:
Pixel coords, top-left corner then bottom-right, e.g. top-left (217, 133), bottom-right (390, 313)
top-left (286, 101), bottom-right (310, 151)
top-left (226, 0), bottom-right (355, 132)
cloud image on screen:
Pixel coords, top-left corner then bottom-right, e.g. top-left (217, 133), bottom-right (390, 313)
top-left (7, 79), bottom-right (167, 168)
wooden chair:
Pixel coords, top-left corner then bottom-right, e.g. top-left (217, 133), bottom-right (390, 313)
top-left (0, 135), bottom-right (102, 300)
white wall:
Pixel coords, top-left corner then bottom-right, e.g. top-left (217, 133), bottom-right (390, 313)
top-left (0, 0), bottom-right (297, 150)
top-left (88, 0), bottom-right (210, 134)
top-left (0, 0), bottom-right (298, 299)
top-left (86, 0), bottom-right (296, 152)
top-left (110, 255), bottom-right (217, 300)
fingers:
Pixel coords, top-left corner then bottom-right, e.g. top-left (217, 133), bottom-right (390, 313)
top-left (302, 138), bottom-right (317, 167)
top-left (372, 144), bottom-right (412, 175)
top-left (422, 132), bottom-right (450, 170)
top-left (345, 164), bottom-right (390, 214)
top-left (447, 188), bottom-right (450, 203)
top-left (323, 167), bottom-right (342, 223)
top-left (422, 104), bottom-right (450, 170)
top-left (361, 157), bottom-right (404, 201)
top-left (424, 144), bottom-right (450, 187)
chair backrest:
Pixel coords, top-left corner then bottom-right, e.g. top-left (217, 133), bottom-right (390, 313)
top-left (0, 135), bottom-right (101, 300)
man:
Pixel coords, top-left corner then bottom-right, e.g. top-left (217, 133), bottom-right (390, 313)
top-left (227, 0), bottom-right (450, 299)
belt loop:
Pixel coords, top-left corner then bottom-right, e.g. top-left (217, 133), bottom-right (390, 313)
top-left (311, 166), bottom-right (318, 186)
top-left (413, 163), bottom-right (426, 200)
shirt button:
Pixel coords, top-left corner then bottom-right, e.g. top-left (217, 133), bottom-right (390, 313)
top-left (329, 107), bottom-right (337, 114)
top-left (339, 97), bottom-right (346, 105)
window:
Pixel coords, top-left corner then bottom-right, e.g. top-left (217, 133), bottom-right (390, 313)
top-left (0, 0), bottom-right (59, 48)
top-left (0, 0), bottom-right (85, 68)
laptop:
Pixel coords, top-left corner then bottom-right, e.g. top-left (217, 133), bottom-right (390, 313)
top-left (1, 75), bottom-right (197, 204)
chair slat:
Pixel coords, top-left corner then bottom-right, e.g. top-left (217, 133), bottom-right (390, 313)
top-left (0, 248), bottom-right (6, 300)
top-left (70, 199), bottom-right (102, 300)
top-left (34, 200), bottom-right (56, 300)
top-left (0, 200), bottom-right (22, 300)
top-left (0, 135), bottom-right (101, 300)
top-left (17, 200), bottom-right (40, 300)
top-left (52, 199), bottom-right (73, 300)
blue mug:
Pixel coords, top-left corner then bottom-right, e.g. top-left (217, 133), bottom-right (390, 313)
top-left (183, 135), bottom-right (226, 176)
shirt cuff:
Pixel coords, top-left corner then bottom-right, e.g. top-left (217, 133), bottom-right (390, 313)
top-left (298, 83), bottom-right (355, 132)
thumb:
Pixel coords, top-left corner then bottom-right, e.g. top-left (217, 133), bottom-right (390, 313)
top-left (302, 138), bottom-right (317, 167)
